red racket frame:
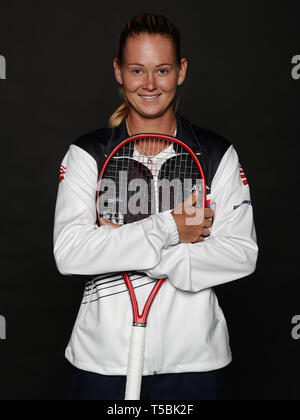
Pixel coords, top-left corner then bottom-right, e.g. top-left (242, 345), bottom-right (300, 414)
top-left (96, 134), bottom-right (207, 325)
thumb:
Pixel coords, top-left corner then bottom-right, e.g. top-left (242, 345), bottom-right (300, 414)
top-left (182, 189), bottom-right (199, 216)
top-left (185, 189), bottom-right (199, 207)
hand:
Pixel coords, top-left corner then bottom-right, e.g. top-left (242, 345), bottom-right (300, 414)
top-left (100, 217), bottom-right (121, 229)
top-left (171, 190), bottom-right (214, 243)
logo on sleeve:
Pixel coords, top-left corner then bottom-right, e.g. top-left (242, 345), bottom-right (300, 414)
top-left (233, 200), bottom-right (252, 210)
top-left (59, 165), bottom-right (66, 183)
top-left (239, 164), bottom-right (248, 186)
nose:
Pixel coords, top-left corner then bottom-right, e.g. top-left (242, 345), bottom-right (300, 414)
top-left (143, 72), bottom-right (157, 91)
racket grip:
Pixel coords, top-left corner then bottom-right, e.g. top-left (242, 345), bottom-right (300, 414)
top-left (124, 325), bottom-right (147, 400)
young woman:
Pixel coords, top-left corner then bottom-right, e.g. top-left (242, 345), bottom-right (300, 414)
top-left (53, 13), bottom-right (258, 400)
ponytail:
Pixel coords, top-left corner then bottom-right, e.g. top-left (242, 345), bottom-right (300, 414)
top-left (108, 101), bottom-right (128, 128)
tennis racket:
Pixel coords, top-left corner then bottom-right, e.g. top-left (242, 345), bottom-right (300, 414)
top-left (96, 134), bottom-right (207, 400)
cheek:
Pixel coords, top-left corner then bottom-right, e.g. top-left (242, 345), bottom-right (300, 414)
top-left (122, 74), bottom-right (141, 92)
top-left (159, 75), bottom-right (178, 92)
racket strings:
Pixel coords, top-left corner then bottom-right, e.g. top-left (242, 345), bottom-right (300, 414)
top-left (97, 137), bottom-right (204, 225)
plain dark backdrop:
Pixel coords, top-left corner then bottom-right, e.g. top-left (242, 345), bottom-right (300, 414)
top-left (0, 0), bottom-right (299, 400)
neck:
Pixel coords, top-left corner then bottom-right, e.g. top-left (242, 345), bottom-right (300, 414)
top-left (126, 108), bottom-right (177, 135)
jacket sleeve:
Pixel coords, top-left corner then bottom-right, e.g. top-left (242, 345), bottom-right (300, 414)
top-left (53, 144), bottom-right (179, 276)
top-left (137, 145), bottom-right (258, 292)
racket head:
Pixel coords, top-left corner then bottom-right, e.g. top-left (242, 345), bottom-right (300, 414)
top-left (96, 134), bottom-right (206, 226)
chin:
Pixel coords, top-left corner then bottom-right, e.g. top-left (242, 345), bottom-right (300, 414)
top-left (140, 110), bottom-right (165, 119)
top-left (137, 104), bottom-right (174, 119)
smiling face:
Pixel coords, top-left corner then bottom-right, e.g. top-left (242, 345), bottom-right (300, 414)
top-left (113, 33), bottom-right (187, 119)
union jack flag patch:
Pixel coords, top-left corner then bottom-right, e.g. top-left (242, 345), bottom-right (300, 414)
top-left (239, 164), bottom-right (248, 186)
top-left (59, 165), bottom-right (66, 183)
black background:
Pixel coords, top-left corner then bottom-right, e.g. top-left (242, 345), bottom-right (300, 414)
top-left (0, 0), bottom-right (299, 400)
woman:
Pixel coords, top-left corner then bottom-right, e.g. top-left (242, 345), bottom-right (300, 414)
top-left (53, 13), bottom-right (258, 400)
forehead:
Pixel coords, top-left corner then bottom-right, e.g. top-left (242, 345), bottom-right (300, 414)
top-left (123, 33), bottom-right (176, 64)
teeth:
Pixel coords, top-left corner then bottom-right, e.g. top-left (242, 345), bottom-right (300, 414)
top-left (141, 95), bottom-right (159, 99)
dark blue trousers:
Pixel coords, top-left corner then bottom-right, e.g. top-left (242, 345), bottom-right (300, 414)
top-left (68, 366), bottom-right (229, 400)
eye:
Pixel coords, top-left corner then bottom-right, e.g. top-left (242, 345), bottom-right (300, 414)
top-left (132, 69), bottom-right (142, 74)
top-left (158, 69), bottom-right (169, 74)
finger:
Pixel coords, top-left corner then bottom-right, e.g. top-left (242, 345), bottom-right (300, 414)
top-left (192, 235), bottom-right (204, 243)
top-left (185, 207), bottom-right (205, 226)
top-left (204, 219), bottom-right (213, 228)
top-left (100, 217), bottom-right (107, 225)
top-left (204, 208), bottom-right (215, 218)
top-left (201, 228), bottom-right (211, 237)
top-left (173, 190), bottom-right (200, 216)
top-left (193, 230), bottom-right (210, 243)
top-left (110, 223), bottom-right (121, 229)
top-left (100, 217), bottom-right (121, 228)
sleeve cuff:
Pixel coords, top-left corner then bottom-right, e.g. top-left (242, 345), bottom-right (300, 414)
top-left (162, 210), bottom-right (180, 246)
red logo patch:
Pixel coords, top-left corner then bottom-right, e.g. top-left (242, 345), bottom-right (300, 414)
top-left (59, 165), bottom-right (66, 183)
top-left (239, 164), bottom-right (248, 186)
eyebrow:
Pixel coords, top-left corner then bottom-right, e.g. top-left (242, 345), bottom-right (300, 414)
top-left (127, 63), bottom-right (173, 67)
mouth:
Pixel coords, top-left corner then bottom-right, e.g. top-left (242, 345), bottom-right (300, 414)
top-left (138, 94), bottom-right (162, 102)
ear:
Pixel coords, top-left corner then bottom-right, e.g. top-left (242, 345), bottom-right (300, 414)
top-left (177, 58), bottom-right (188, 85)
top-left (113, 58), bottom-right (123, 85)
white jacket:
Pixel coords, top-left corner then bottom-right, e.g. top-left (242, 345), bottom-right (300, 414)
top-left (53, 115), bottom-right (258, 376)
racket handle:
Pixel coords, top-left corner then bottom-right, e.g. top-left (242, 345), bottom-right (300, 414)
top-left (124, 325), bottom-right (147, 400)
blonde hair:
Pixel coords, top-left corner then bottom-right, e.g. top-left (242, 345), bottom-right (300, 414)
top-left (108, 90), bottom-right (129, 128)
top-left (108, 13), bottom-right (182, 128)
